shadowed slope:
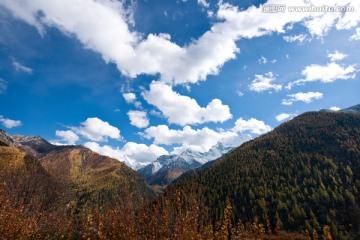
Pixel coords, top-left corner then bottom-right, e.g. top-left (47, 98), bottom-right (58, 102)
top-left (171, 111), bottom-right (360, 239)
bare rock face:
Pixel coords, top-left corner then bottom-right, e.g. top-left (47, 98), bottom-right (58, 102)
top-left (0, 129), bottom-right (62, 157)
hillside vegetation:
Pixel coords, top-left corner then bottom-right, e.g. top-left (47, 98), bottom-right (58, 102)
top-left (171, 112), bottom-right (360, 239)
top-left (1, 111), bottom-right (359, 239)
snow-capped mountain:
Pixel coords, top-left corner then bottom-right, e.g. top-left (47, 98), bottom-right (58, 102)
top-left (138, 142), bottom-right (234, 186)
top-left (179, 142), bottom-right (233, 165)
top-left (137, 155), bottom-right (192, 183)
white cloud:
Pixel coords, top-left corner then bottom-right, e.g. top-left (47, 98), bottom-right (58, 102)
top-left (122, 92), bottom-right (136, 103)
top-left (127, 110), bottom-right (149, 128)
top-left (2, 0), bottom-right (359, 85)
top-left (197, 0), bottom-right (209, 8)
top-left (84, 141), bottom-right (168, 169)
top-left (287, 62), bottom-right (356, 89)
top-left (122, 92), bottom-right (142, 108)
top-left (258, 56), bottom-right (267, 64)
top-left (232, 118), bottom-right (272, 135)
top-left (328, 51), bottom-right (347, 62)
top-left (349, 28), bottom-right (360, 41)
top-left (143, 125), bottom-right (239, 153)
top-left (55, 130), bottom-right (79, 145)
top-left (303, 11), bottom-right (341, 37)
top-left (275, 113), bottom-right (296, 122)
top-left (142, 81), bottom-right (232, 126)
top-left (283, 34), bottom-right (307, 43)
top-left (12, 59), bottom-right (33, 74)
top-left (330, 106), bottom-right (340, 111)
top-left (249, 72), bottom-right (282, 93)
top-left (71, 117), bottom-right (121, 142)
top-left (0, 79), bottom-right (7, 94)
top-left (0, 115), bottom-right (22, 129)
top-left (282, 92), bottom-right (323, 105)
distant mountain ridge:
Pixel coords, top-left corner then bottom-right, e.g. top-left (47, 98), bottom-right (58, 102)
top-left (138, 142), bottom-right (233, 186)
top-left (341, 104), bottom-right (360, 114)
top-left (0, 129), bottom-right (63, 157)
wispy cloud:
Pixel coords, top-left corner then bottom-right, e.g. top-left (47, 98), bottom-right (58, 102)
top-left (0, 79), bottom-right (7, 94)
top-left (249, 72), bottom-right (282, 93)
top-left (328, 51), bottom-right (347, 62)
top-left (275, 113), bottom-right (296, 122)
top-left (349, 27), bottom-right (360, 41)
top-left (283, 34), bottom-right (308, 43)
top-left (12, 59), bottom-right (33, 74)
top-left (282, 92), bottom-right (323, 105)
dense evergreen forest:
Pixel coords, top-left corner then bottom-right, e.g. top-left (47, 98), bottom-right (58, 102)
top-left (171, 111), bottom-right (360, 239)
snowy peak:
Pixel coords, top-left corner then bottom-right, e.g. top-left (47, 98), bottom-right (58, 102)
top-left (138, 155), bottom-right (190, 177)
top-left (179, 142), bottom-right (233, 165)
top-left (138, 142), bottom-right (235, 187)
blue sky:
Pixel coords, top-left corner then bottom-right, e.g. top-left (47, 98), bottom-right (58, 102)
top-left (0, 0), bottom-right (359, 169)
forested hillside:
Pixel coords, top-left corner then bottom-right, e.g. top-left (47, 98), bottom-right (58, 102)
top-left (171, 111), bottom-right (360, 239)
top-left (1, 111), bottom-right (359, 239)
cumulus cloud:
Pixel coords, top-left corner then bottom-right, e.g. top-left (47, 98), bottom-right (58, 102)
top-left (0, 115), bottom-right (22, 129)
top-left (0, 79), bottom-right (7, 94)
top-left (328, 51), bottom-right (347, 62)
top-left (282, 92), bottom-right (323, 105)
top-left (12, 59), bottom-right (33, 74)
top-left (287, 62), bottom-right (356, 89)
top-left (349, 28), bottom-right (360, 41)
top-left (232, 118), bottom-right (272, 135)
top-left (122, 92), bottom-right (136, 103)
top-left (84, 141), bottom-right (168, 169)
top-left (127, 110), bottom-right (149, 128)
top-left (283, 34), bottom-right (308, 43)
top-left (143, 125), bottom-right (239, 153)
top-left (249, 72), bottom-right (282, 93)
top-left (142, 81), bottom-right (232, 126)
top-left (55, 130), bottom-right (79, 145)
top-left (2, 0), bottom-right (359, 85)
top-left (71, 117), bottom-right (121, 142)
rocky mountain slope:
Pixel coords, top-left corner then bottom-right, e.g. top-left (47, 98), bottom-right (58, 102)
top-left (0, 130), bottom-right (155, 209)
top-left (0, 130), bottom-right (62, 157)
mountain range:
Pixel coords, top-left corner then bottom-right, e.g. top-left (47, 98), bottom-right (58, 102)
top-left (1, 105), bottom-right (360, 239)
top-left (138, 142), bottom-right (233, 187)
